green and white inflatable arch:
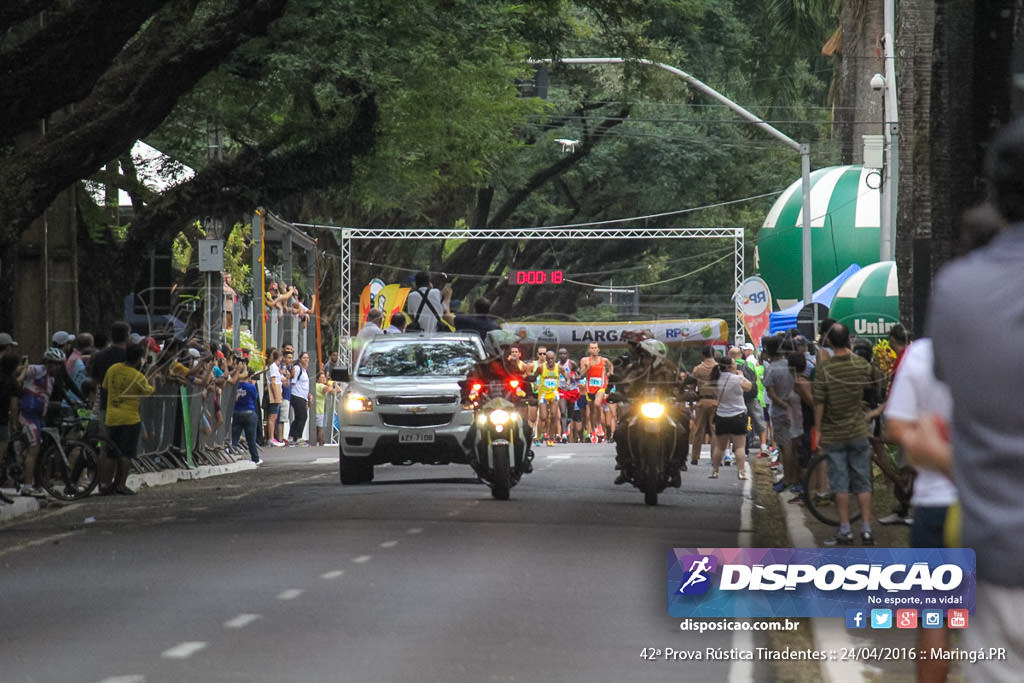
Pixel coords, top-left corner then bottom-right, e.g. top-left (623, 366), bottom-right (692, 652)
top-left (757, 165), bottom-right (881, 307)
top-left (828, 260), bottom-right (900, 342)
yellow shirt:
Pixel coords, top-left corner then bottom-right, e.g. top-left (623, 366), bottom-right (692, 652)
top-left (103, 363), bottom-right (155, 426)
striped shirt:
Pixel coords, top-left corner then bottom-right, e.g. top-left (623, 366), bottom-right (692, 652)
top-left (812, 353), bottom-right (872, 445)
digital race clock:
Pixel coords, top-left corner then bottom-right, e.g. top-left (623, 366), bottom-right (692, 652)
top-left (506, 270), bottom-right (565, 285)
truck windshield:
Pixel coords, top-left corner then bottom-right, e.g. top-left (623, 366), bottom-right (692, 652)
top-left (357, 340), bottom-right (481, 378)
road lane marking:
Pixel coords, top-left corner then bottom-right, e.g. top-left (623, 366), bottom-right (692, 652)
top-left (312, 457), bottom-right (335, 464)
top-left (321, 570), bottom-right (344, 579)
top-left (380, 540), bottom-right (398, 548)
top-left (95, 677), bottom-right (146, 683)
top-left (161, 642), bottom-right (208, 659)
top-left (545, 454), bottom-right (573, 460)
top-left (224, 613), bottom-right (262, 629)
top-left (0, 531), bottom-right (78, 559)
top-left (407, 528), bottom-right (423, 534)
top-left (353, 555), bottom-right (372, 564)
top-left (276, 589), bottom-right (303, 600)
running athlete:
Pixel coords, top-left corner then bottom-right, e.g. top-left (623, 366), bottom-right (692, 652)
top-left (526, 347), bottom-right (547, 445)
top-left (534, 350), bottom-right (566, 445)
top-left (556, 348), bottom-right (581, 443)
top-left (579, 342), bottom-right (613, 442)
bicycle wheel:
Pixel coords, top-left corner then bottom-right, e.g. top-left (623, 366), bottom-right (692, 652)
top-left (801, 454), bottom-right (862, 526)
top-left (35, 439), bottom-right (100, 501)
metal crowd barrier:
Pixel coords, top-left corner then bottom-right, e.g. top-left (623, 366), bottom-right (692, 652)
top-left (133, 379), bottom-right (246, 474)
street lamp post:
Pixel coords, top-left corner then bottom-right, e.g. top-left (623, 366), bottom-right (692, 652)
top-left (530, 57), bottom-right (815, 325)
top-left (876, 0), bottom-right (899, 263)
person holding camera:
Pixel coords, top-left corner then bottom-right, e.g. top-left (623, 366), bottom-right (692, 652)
top-left (229, 357), bottom-right (262, 465)
top-left (709, 356), bottom-right (753, 479)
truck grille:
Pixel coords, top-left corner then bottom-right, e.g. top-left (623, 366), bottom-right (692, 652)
top-left (382, 413), bottom-right (454, 428)
top-left (376, 395), bottom-right (456, 405)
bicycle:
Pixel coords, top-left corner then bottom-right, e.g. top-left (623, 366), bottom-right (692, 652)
top-left (800, 435), bottom-right (915, 526)
top-left (2, 417), bottom-right (100, 501)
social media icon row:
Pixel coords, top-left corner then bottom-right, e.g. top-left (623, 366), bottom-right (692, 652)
top-left (846, 608), bottom-right (969, 629)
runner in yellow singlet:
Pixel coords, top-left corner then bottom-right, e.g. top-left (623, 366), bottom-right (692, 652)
top-left (535, 350), bottom-right (566, 446)
top-left (579, 342), bottom-right (613, 443)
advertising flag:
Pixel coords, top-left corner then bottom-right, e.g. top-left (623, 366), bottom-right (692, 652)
top-left (733, 277), bottom-right (772, 347)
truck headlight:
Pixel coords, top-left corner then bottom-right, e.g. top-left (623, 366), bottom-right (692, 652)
top-left (345, 393), bottom-right (373, 412)
top-left (489, 409), bottom-right (511, 426)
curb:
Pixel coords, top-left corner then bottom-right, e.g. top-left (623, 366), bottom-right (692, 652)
top-left (780, 489), bottom-right (868, 683)
top-left (0, 460), bottom-right (256, 525)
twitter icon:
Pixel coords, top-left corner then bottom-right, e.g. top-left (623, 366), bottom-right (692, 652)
top-left (871, 609), bottom-right (893, 629)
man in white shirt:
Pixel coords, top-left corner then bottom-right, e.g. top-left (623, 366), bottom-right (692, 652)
top-left (404, 271), bottom-right (444, 333)
top-left (884, 339), bottom-right (957, 683)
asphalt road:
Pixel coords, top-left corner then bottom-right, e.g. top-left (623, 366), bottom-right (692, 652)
top-left (0, 443), bottom-right (769, 683)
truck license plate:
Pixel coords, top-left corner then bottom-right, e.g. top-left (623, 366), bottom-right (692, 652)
top-left (399, 430), bottom-right (435, 444)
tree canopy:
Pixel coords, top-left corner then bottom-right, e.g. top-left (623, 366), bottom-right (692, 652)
top-left (2, 0), bottom-right (841, 335)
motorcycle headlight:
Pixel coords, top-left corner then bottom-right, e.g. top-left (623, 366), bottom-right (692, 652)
top-left (344, 392), bottom-right (373, 412)
top-left (489, 409), bottom-right (512, 426)
top-left (640, 401), bottom-right (665, 419)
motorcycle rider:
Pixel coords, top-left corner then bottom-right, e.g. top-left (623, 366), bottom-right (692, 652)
top-left (610, 337), bottom-right (690, 487)
top-left (462, 329), bottom-right (535, 472)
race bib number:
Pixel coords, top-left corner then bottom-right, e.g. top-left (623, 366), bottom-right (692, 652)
top-left (589, 376), bottom-right (603, 388)
top-left (543, 378), bottom-right (558, 389)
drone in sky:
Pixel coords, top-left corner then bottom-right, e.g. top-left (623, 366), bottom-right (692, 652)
top-left (554, 138), bottom-right (581, 153)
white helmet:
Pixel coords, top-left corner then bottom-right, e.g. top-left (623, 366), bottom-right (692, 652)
top-left (639, 338), bottom-right (667, 366)
top-left (43, 347), bottom-right (66, 363)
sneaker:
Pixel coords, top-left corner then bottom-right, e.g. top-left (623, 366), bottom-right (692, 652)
top-left (861, 531), bottom-right (875, 546)
top-left (878, 512), bottom-right (905, 525)
top-left (824, 532), bottom-right (854, 546)
top-left (772, 480), bottom-right (787, 493)
top-left (253, 458), bottom-right (264, 466)
top-left (613, 472), bottom-right (628, 485)
top-left (788, 484), bottom-right (804, 495)
top-left (812, 493), bottom-right (832, 507)
top-left (19, 485), bottom-right (46, 498)
top-left (270, 439), bottom-right (286, 447)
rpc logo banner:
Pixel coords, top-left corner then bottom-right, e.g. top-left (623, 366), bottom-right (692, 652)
top-left (667, 548), bottom-right (976, 618)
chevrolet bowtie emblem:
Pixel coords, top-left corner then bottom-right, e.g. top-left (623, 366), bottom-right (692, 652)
top-left (407, 405), bottom-right (428, 413)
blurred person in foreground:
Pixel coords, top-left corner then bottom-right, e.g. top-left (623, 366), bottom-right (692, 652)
top-left (926, 118), bottom-right (1022, 681)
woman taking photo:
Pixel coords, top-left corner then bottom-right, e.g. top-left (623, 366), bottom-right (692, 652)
top-left (709, 355), bottom-right (753, 479)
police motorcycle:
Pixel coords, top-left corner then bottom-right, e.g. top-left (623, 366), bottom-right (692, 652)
top-left (609, 336), bottom-right (688, 506)
top-left (459, 330), bottom-right (535, 500)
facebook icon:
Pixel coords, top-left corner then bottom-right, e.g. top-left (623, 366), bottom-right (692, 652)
top-left (845, 609), bottom-right (866, 629)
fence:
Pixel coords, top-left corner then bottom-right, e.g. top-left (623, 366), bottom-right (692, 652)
top-left (133, 379), bottom-right (246, 473)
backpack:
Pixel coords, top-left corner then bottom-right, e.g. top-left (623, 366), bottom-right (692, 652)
top-left (738, 361), bottom-right (759, 402)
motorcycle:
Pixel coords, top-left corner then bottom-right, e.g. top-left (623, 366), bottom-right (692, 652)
top-left (611, 386), bottom-right (683, 506)
top-left (461, 376), bottom-right (533, 500)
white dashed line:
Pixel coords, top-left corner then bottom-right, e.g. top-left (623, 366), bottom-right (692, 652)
top-left (407, 528), bottom-right (423, 534)
top-left (321, 570), bottom-right (344, 579)
top-left (223, 613), bottom-right (262, 629)
top-left (380, 540), bottom-right (398, 548)
top-left (546, 454), bottom-right (573, 460)
top-left (276, 589), bottom-right (304, 601)
top-left (447, 510), bottom-right (463, 517)
top-left (95, 676), bottom-right (146, 683)
top-left (161, 641), bottom-right (208, 659)
top-left (353, 555), bottom-right (373, 564)
top-left (312, 457), bottom-right (336, 464)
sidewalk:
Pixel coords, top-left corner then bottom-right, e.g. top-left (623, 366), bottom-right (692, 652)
top-left (0, 460), bottom-right (256, 525)
top-left (769, 460), bottom-right (963, 683)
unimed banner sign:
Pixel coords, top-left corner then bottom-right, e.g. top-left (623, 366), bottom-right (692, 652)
top-left (667, 548), bottom-right (976, 618)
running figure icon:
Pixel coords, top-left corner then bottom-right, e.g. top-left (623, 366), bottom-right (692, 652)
top-left (678, 556), bottom-right (713, 594)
